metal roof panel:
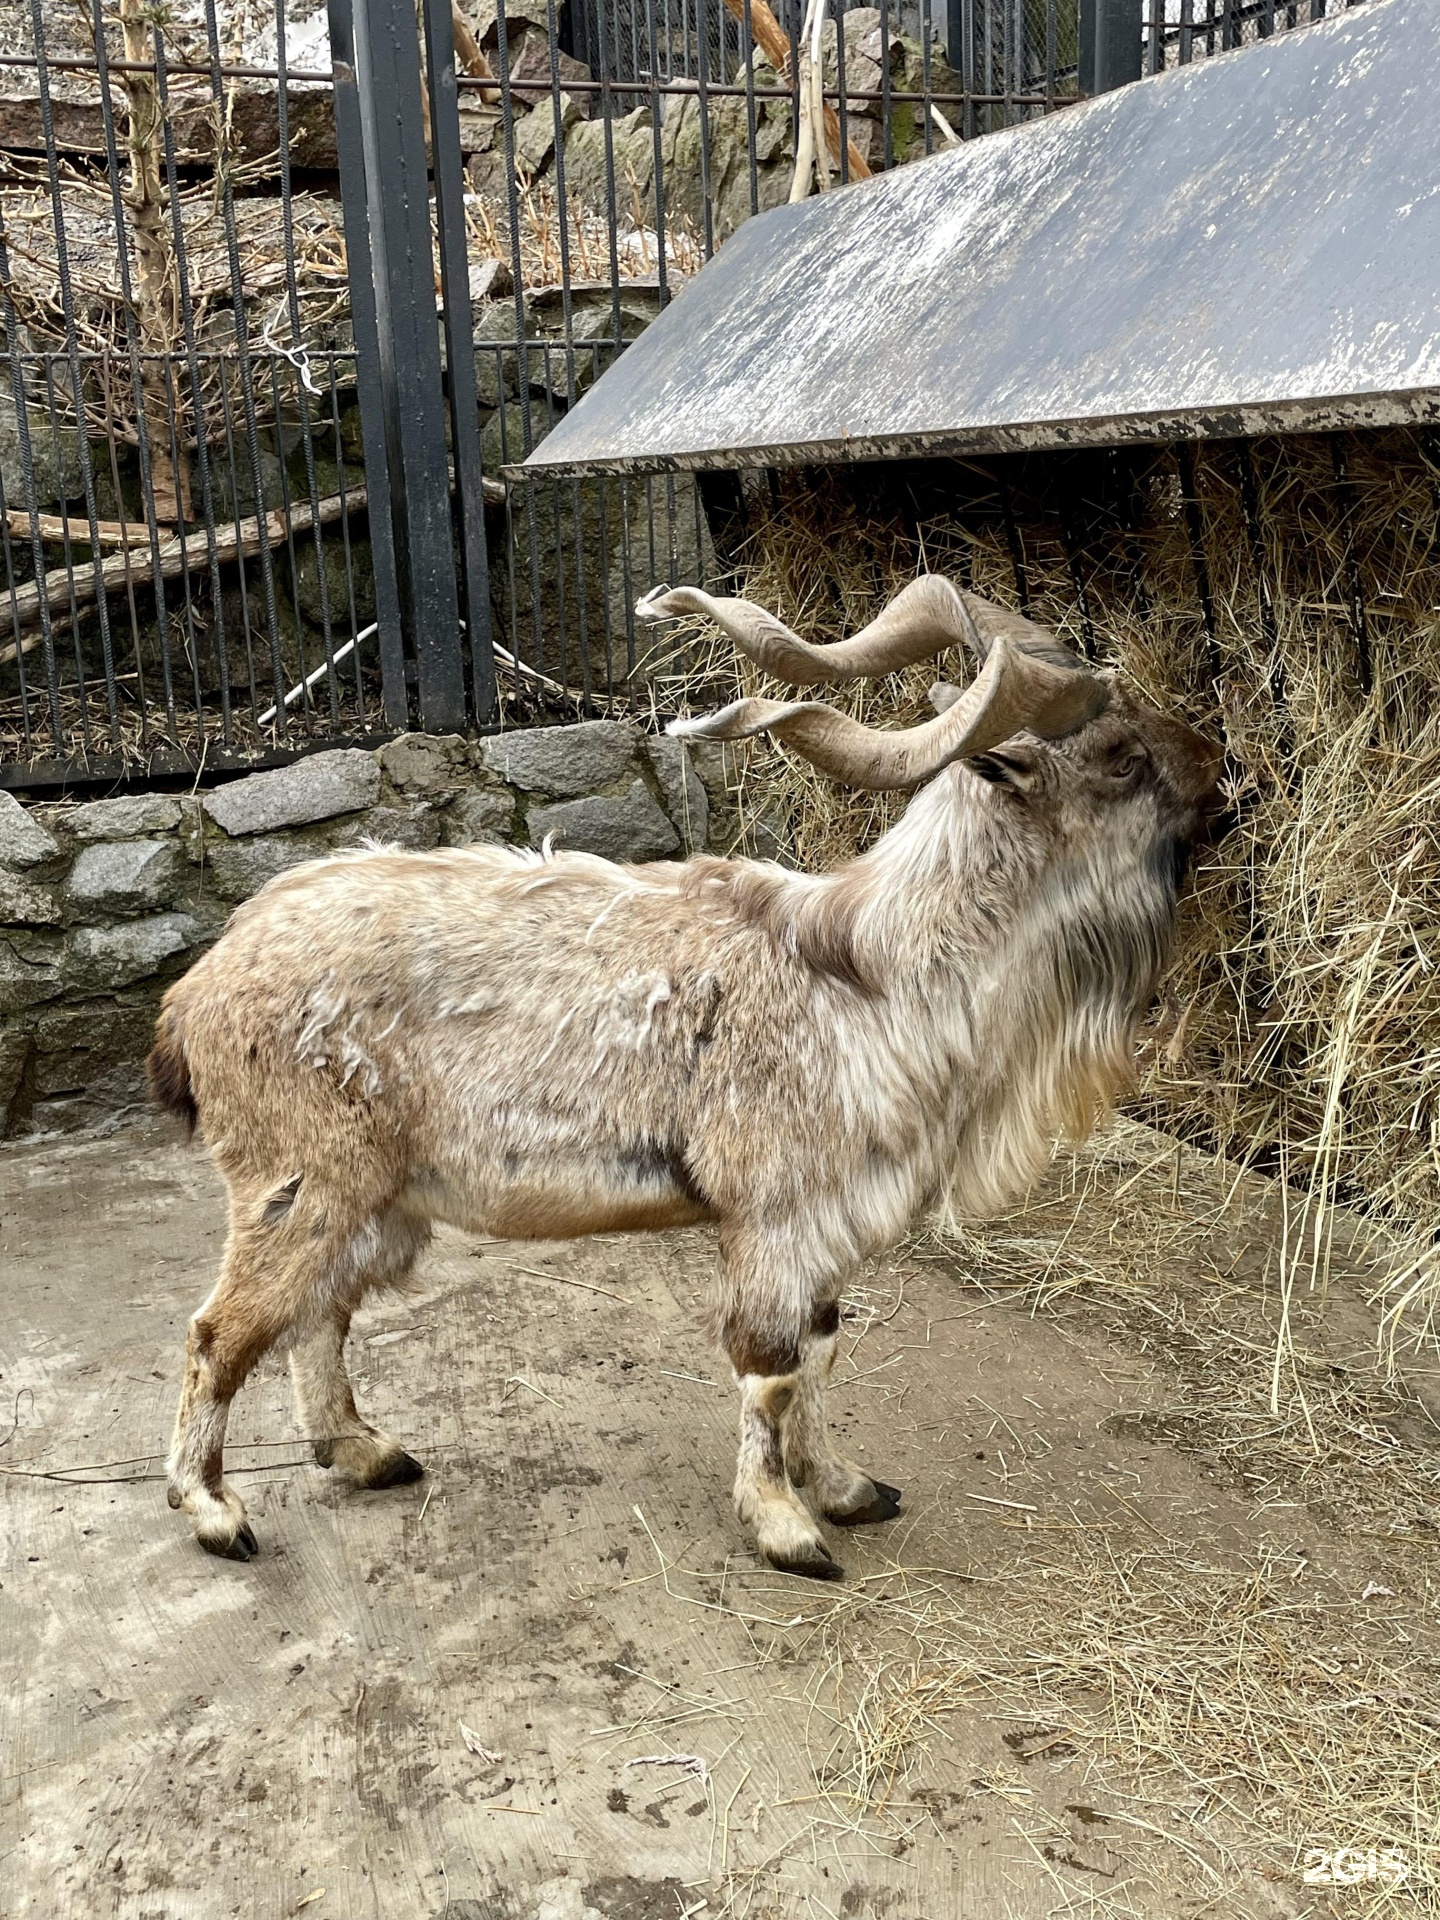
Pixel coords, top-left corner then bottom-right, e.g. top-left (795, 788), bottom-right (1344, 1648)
top-left (518, 0), bottom-right (1440, 478)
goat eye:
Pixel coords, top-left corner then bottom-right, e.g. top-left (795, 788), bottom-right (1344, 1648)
top-left (1110, 751), bottom-right (1146, 781)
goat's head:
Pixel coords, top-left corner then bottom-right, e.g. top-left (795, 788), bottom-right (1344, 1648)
top-left (648, 568), bottom-right (1221, 967)
top-left (640, 573), bottom-right (1224, 918)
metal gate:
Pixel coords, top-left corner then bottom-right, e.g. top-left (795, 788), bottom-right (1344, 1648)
top-left (0, 0), bottom-right (1363, 784)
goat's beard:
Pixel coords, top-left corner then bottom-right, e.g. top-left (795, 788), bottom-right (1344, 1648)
top-left (934, 872), bottom-right (1174, 1227)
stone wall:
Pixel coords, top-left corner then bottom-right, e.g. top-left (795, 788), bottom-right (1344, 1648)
top-left (0, 721), bottom-right (743, 1138)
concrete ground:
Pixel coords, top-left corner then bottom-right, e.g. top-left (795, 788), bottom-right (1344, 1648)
top-left (3, 1120), bottom-right (1434, 1920)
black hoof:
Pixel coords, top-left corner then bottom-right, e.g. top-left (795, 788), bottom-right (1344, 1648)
top-left (830, 1480), bottom-right (903, 1527)
top-left (364, 1450), bottom-right (425, 1489)
top-left (768, 1545), bottom-right (844, 1582)
top-left (202, 1522), bottom-right (257, 1562)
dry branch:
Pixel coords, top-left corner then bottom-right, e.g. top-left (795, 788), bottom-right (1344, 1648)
top-left (721, 0), bottom-right (872, 183)
top-left (5, 510), bottom-right (162, 549)
top-left (1, 488), bottom-right (367, 652)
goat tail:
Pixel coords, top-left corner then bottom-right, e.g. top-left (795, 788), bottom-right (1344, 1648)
top-left (147, 998), bottom-right (198, 1137)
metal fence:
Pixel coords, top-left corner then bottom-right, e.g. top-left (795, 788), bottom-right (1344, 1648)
top-left (0, 0), bottom-right (1365, 784)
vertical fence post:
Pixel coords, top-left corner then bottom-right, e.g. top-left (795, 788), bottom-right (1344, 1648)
top-left (329, 0), bottom-right (468, 733)
top-left (1079, 0), bottom-right (1142, 92)
top-left (421, 0), bottom-right (497, 720)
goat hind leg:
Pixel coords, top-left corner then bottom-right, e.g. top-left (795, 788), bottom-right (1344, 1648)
top-left (784, 1300), bottom-right (902, 1527)
top-left (291, 1304), bottom-right (423, 1489)
top-left (168, 1236), bottom-right (293, 1559)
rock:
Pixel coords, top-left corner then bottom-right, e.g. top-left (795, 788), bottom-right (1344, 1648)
top-left (512, 92), bottom-right (583, 174)
top-left (0, 390), bottom-right (84, 507)
top-left (468, 256), bottom-right (514, 309)
top-left (442, 789), bottom-right (516, 845)
top-left (686, 738), bottom-right (737, 813)
top-left (379, 733), bottom-right (473, 798)
top-left (65, 840), bottom-right (183, 917)
top-left (66, 794), bottom-right (183, 841)
top-left (205, 834), bottom-right (328, 904)
top-left (332, 806), bottom-right (442, 851)
top-left (474, 304), bottom-right (524, 405)
top-left (482, 719), bottom-right (640, 796)
top-left (22, 1001), bottom-right (160, 1134)
top-left (64, 913), bottom-right (199, 994)
top-left (528, 780), bottom-right (680, 863)
top-left (206, 444), bottom-right (286, 522)
top-left (0, 791), bottom-right (60, 869)
top-left (0, 870), bottom-right (61, 926)
top-left (0, 1023), bottom-right (28, 1119)
top-left (481, 395), bottom-right (554, 472)
top-left (295, 532), bottom-right (377, 631)
top-left (645, 735), bottom-right (709, 853)
top-left (0, 932), bottom-right (64, 1013)
top-left (204, 749), bottom-right (381, 837)
top-left (505, 29), bottom-right (593, 109)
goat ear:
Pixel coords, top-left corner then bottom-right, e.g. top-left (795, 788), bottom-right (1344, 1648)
top-left (967, 746), bottom-right (1040, 793)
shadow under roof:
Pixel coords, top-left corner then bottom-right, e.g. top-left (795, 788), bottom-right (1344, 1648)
top-left (517, 0), bottom-right (1438, 480)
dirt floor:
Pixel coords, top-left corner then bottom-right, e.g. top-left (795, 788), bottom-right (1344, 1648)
top-left (3, 1117), bottom-right (1439, 1920)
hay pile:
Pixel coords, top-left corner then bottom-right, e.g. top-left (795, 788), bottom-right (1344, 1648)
top-left (655, 429), bottom-right (1440, 1333)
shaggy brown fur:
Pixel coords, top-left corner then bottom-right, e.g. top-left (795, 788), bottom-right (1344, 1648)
top-left (153, 633), bottom-right (1220, 1576)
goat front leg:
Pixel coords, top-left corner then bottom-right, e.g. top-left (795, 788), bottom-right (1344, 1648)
top-left (719, 1230), bottom-right (841, 1581)
top-left (290, 1305), bottom-right (423, 1490)
top-left (784, 1301), bottom-right (902, 1527)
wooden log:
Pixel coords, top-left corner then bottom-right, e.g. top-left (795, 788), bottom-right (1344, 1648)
top-left (1, 488), bottom-right (367, 650)
top-left (451, 4), bottom-right (501, 104)
top-left (1, 470), bottom-right (506, 651)
top-left (0, 88), bottom-right (338, 169)
top-left (5, 510), bottom-right (165, 549)
top-left (720, 0), bottom-right (871, 182)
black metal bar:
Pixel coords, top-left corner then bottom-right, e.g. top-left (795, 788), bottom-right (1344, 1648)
top-left (27, 0), bottom-right (122, 751)
top-left (1330, 433), bottom-right (1371, 696)
top-left (1056, 485), bottom-right (1097, 659)
top-left (327, 0), bottom-right (414, 729)
top-left (0, 235), bottom-right (65, 745)
top-left (348, 0), bottom-right (465, 732)
top-left (1233, 437), bottom-right (1293, 760)
top-left (154, 23), bottom-right (235, 747)
top-left (1079, 0), bottom-right (1142, 92)
top-left (996, 471), bottom-right (1031, 614)
top-left (197, 0), bottom-right (289, 734)
top-left (422, 0), bottom-right (497, 720)
top-left (1175, 441), bottom-right (1221, 689)
top-left (89, 0), bottom-right (179, 750)
top-left (274, 0), bottom-right (340, 733)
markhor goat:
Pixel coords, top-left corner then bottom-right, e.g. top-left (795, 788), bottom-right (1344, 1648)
top-left (150, 578), bottom-right (1222, 1577)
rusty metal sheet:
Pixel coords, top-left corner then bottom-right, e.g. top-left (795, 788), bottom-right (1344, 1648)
top-left (519, 0), bottom-right (1440, 479)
